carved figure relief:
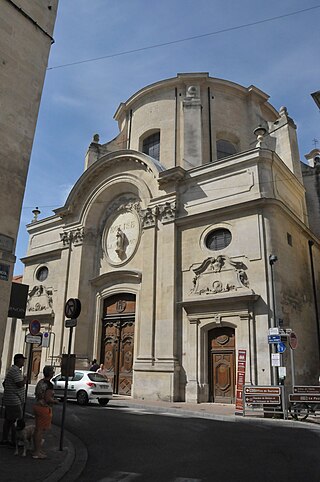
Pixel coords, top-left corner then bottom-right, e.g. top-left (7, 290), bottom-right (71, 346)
top-left (105, 199), bottom-right (141, 265)
top-left (190, 255), bottom-right (251, 295)
top-left (27, 285), bottom-right (53, 312)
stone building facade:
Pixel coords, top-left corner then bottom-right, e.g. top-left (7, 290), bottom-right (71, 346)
top-left (0, 0), bottom-right (58, 373)
top-left (11, 73), bottom-right (320, 402)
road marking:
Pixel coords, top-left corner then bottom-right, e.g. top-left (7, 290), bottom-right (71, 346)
top-left (106, 407), bottom-right (186, 417)
top-left (173, 479), bottom-right (202, 482)
top-left (98, 472), bottom-right (140, 481)
top-left (98, 474), bottom-right (202, 482)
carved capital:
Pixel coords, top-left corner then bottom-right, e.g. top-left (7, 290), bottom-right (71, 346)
top-left (158, 201), bottom-right (176, 224)
top-left (141, 207), bottom-right (158, 229)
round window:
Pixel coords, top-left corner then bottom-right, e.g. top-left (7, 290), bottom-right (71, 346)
top-left (36, 266), bottom-right (48, 282)
top-left (206, 229), bottom-right (232, 251)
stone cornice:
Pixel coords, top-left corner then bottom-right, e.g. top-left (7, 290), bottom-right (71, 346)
top-left (90, 270), bottom-right (142, 288)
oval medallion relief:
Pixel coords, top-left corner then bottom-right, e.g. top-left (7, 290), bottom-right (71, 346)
top-left (105, 210), bottom-right (140, 265)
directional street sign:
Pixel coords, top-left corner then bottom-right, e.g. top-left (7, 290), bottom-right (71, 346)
top-left (25, 334), bottom-right (42, 344)
top-left (268, 334), bottom-right (281, 344)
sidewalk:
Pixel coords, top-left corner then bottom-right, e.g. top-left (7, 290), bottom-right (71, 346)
top-left (0, 393), bottom-right (319, 482)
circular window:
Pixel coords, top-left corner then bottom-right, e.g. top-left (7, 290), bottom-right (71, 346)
top-left (206, 229), bottom-right (232, 251)
top-left (36, 266), bottom-right (48, 282)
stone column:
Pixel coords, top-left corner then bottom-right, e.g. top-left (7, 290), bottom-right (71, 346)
top-left (182, 85), bottom-right (203, 169)
top-left (185, 316), bottom-right (200, 403)
top-left (154, 201), bottom-right (179, 397)
top-left (135, 207), bottom-right (157, 366)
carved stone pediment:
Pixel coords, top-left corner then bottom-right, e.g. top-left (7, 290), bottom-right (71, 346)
top-left (190, 255), bottom-right (252, 296)
top-left (27, 285), bottom-right (54, 313)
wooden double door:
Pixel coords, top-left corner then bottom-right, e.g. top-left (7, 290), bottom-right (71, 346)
top-left (209, 327), bottom-right (235, 404)
top-left (102, 294), bottom-right (135, 395)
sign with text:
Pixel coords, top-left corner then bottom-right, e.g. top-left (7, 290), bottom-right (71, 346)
top-left (271, 353), bottom-right (281, 366)
top-left (25, 334), bottom-right (42, 345)
top-left (245, 395), bottom-right (281, 405)
top-left (243, 385), bottom-right (282, 406)
top-left (289, 394), bottom-right (320, 403)
top-left (244, 386), bottom-right (281, 395)
top-left (293, 386), bottom-right (320, 394)
top-left (8, 282), bottom-right (29, 318)
top-left (235, 349), bottom-right (247, 414)
top-left (268, 334), bottom-right (281, 344)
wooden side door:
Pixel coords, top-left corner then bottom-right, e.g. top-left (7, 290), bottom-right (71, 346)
top-left (102, 294), bottom-right (135, 395)
top-left (209, 327), bottom-right (235, 404)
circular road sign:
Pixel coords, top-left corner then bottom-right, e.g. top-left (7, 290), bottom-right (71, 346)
top-left (277, 342), bottom-right (286, 353)
top-left (64, 298), bottom-right (81, 319)
top-left (289, 332), bottom-right (298, 350)
top-left (29, 319), bottom-right (41, 336)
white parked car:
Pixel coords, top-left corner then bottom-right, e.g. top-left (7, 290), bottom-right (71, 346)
top-left (51, 370), bottom-right (113, 406)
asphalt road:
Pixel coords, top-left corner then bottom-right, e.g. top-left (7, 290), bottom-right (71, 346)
top-left (47, 401), bottom-right (320, 482)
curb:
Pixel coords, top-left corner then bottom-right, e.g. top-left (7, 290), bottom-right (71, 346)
top-left (109, 399), bottom-right (320, 432)
top-left (44, 428), bottom-right (88, 482)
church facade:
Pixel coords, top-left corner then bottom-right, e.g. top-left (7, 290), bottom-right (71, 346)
top-left (11, 73), bottom-right (319, 403)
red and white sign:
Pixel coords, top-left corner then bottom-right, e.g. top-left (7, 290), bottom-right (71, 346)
top-left (235, 349), bottom-right (247, 415)
top-left (29, 319), bottom-right (40, 336)
top-left (289, 332), bottom-right (298, 350)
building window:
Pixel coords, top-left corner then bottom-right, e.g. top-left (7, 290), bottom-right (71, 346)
top-left (287, 233), bottom-right (293, 246)
top-left (206, 229), bottom-right (232, 251)
top-left (142, 132), bottom-right (160, 161)
top-left (36, 266), bottom-right (48, 282)
top-left (216, 139), bottom-right (237, 160)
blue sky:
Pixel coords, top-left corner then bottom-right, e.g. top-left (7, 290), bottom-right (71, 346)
top-left (15, 0), bottom-right (320, 273)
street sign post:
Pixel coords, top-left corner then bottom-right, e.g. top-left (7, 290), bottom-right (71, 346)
top-left (60, 298), bottom-right (81, 451)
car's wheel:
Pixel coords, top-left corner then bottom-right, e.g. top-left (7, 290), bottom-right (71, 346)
top-left (77, 390), bottom-right (89, 406)
top-left (289, 403), bottom-right (309, 421)
top-left (98, 398), bottom-right (110, 406)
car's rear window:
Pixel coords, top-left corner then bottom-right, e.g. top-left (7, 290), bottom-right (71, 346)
top-left (88, 373), bottom-right (109, 382)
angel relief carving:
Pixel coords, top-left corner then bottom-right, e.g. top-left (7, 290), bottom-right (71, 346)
top-left (27, 285), bottom-right (53, 312)
top-left (190, 255), bottom-right (251, 296)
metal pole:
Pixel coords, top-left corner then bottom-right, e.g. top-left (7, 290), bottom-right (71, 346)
top-left (269, 256), bottom-right (279, 385)
top-left (290, 346), bottom-right (295, 387)
top-left (59, 326), bottom-right (73, 451)
top-left (23, 343), bottom-right (33, 417)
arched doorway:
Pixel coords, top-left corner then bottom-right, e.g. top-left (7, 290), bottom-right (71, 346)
top-left (208, 326), bottom-right (235, 403)
top-left (101, 293), bottom-right (136, 395)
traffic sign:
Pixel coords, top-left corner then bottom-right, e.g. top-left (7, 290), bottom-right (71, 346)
top-left (268, 334), bottom-right (281, 344)
top-left (42, 332), bottom-right (51, 348)
top-left (29, 319), bottom-right (41, 336)
top-left (289, 332), bottom-right (298, 350)
top-left (277, 342), bottom-right (286, 353)
top-left (64, 298), bottom-right (81, 319)
top-left (65, 318), bottom-right (77, 328)
top-left (268, 327), bottom-right (279, 335)
top-left (25, 334), bottom-right (42, 344)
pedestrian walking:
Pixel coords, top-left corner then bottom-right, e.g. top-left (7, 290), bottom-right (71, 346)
top-left (0, 353), bottom-right (27, 446)
top-left (89, 359), bottom-right (99, 372)
top-left (32, 365), bottom-right (58, 459)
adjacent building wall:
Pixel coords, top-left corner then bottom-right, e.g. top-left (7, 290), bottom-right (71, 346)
top-left (0, 0), bottom-right (59, 373)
